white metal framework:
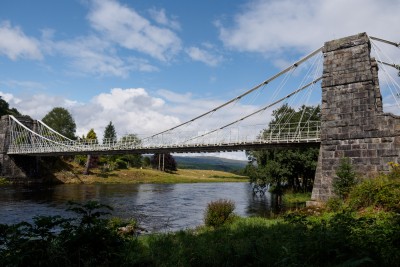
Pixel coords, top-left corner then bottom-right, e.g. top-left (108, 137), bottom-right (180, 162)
top-left (7, 115), bottom-right (320, 155)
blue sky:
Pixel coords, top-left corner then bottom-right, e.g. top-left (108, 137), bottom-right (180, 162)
top-left (1, 0), bottom-right (399, 159)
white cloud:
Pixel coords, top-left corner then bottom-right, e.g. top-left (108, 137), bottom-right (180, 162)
top-left (7, 87), bottom-right (267, 144)
top-left (186, 46), bottom-right (223, 66)
top-left (148, 8), bottom-right (181, 30)
top-left (0, 21), bottom-right (42, 60)
top-left (0, 91), bottom-right (21, 104)
top-left (218, 0), bottom-right (400, 57)
top-left (88, 0), bottom-right (182, 61)
top-left (51, 35), bottom-right (132, 78)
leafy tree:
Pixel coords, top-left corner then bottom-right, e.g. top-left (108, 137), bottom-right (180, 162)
top-left (120, 133), bottom-right (141, 146)
top-left (0, 96), bottom-right (21, 117)
top-left (246, 104), bottom-right (320, 193)
top-left (151, 153), bottom-right (177, 172)
top-left (42, 107), bottom-right (76, 139)
top-left (103, 121), bottom-right (117, 144)
top-left (86, 128), bottom-right (98, 143)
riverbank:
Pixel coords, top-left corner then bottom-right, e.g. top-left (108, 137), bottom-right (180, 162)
top-left (1, 170), bottom-right (399, 266)
top-left (51, 162), bottom-right (247, 184)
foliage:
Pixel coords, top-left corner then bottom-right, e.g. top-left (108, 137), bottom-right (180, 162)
top-left (42, 107), bottom-right (76, 139)
top-left (103, 121), bottom-right (117, 144)
top-left (85, 128), bottom-right (98, 143)
top-left (282, 192), bottom-right (311, 205)
top-left (1, 191), bottom-right (400, 266)
top-left (0, 97), bottom-right (21, 117)
top-left (115, 159), bottom-right (128, 169)
top-left (82, 129), bottom-right (99, 175)
top-left (151, 153), bottom-right (177, 172)
top-left (146, 211), bottom-right (399, 267)
top-left (246, 104), bottom-right (320, 193)
top-left (333, 157), bottom-right (357, 199)
top-left (0, 177), bottom-right (10, 185)
top-left (325, 196), bottom-right (345, 212)
top-left (0, 201), bottom-right (125, 267)
top-left (142, 156), bottom-right (151, 167)
top-left (204, 199), bottom-right (236, 228)
top-left (347, 175), bottom-right (400, 212)
top-left (74, 155), bottom-right (86, 166)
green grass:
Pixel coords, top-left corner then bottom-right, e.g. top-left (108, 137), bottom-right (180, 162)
top-left (53, 162), bottom-right (248, 184)
top-left (0, 177), bottom-right (10, 185)
top-left (282, 192), bottom-right (311, 205)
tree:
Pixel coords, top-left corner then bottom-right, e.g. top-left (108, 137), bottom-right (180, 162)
top-left (42, 107), bottom-right (76, 139)
top-left (333, 157), bottom-right (357, 199)
top-left (103, 121), bottom-right (117, 144)
top-left (86, 128), bottom-right (98, 143)
top-left (0, 96), bottom-right (21, 117)
top-left (246, 104), bottom-right (320, 193)
top-left (83, 128), bottom-right (98, 175)
top-left (151, 153), bottom-right (177, 172)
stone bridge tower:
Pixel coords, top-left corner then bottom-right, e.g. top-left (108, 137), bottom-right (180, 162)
top-left (0, 115), bottom-right (39, 181)
top-left (310, 33), bottom-right (400, 202)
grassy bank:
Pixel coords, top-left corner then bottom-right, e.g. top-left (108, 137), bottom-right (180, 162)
top-left (52, 161), bottom-right (247, 184)
top-left (3, 164), bottom-right (399, 266)
top-left (1, 195), bottom-right (399, 266)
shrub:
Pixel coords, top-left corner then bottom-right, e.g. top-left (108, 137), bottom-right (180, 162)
top-left (74, 155), bottom-right (87, 166)
top-left (115, 159), bottom-right (128, 169)
top-left (347, 175), bottom-right (400, 211)
top-left (333, 157), bottom-right (357, 199)
top-left (204, 199), bottom-right (236, 227)
top-left (325, 196), bottom-right (344, 212)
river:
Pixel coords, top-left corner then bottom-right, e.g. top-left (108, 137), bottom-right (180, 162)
top-left (0, 182), bottom-right (281, 232)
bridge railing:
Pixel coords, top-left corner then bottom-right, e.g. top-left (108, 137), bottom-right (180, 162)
top-left (7, 120), bottom-right (321, 154)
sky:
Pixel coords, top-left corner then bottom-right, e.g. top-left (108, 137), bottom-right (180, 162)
top-left (0, 0), bottom-right (399, 160)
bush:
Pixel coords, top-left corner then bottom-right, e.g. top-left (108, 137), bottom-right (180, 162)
top-left (347, 175), bottom-right (400, 212)
top-left (325, 196), bottom-right (344, 212)
top-left (74, 155), bottom-right (87, 166)
top-left (115, 159), bottom-right (128, 169)
top-left (333, 157), bottom-right (357, 199)
top-left (204, 199), bottom-right (236, 228)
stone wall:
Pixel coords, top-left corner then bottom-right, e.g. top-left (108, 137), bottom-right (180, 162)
top-left (310, 32), bottom-right (400, 202)
top-left (0, 115), bottom-right (39, 180)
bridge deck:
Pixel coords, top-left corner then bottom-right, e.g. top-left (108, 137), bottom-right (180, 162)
top-left (7, 140), bottom-right (321, 156)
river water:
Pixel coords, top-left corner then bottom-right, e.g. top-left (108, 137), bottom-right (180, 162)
top-left (0, 182), bottom-right (281, 232)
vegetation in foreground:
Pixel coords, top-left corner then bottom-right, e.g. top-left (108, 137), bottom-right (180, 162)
top-left (1, 164), bottom-right (400, 267)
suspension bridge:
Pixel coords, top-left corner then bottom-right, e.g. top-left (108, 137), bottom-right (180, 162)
top-left (1, 33), bottom-right (400, 202)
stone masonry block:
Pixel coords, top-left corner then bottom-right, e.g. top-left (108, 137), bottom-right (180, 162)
top-left (311, 33), bottom-right (400, 203)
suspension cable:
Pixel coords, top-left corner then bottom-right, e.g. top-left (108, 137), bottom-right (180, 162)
top-left (182, 76), bottom-right (322, 143)
top-left (145, 46), bottom-right (323, 139)
top-left (369, 36), bottom-right (400, 48)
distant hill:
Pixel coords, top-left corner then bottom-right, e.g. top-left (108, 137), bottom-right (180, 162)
top-left (174, 156), bottom-right (247, 172)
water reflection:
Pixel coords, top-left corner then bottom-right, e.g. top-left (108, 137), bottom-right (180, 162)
top-left (0, 183), bottom-right (278, 232)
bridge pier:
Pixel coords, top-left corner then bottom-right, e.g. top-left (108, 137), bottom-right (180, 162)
top-left (310, 33), bottom-right (400, 203)
top-left (0, 115), bottom-right (40, 181)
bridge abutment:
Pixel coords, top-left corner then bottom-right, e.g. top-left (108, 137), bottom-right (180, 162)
top-left (310, 32), bottom-right (400, 202)
top-left (0, 115), bottom-right (40, 181)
